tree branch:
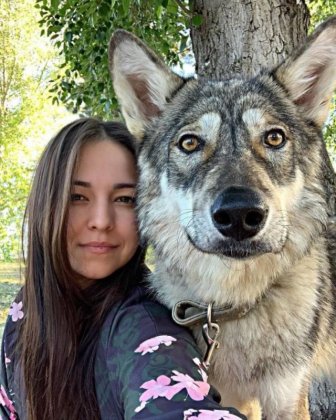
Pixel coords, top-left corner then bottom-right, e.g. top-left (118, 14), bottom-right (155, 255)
top-left (174, 0), bottom-right (192, 16)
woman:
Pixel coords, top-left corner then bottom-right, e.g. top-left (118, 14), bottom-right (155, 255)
top-left (0, 118), bottom-right (245, 419)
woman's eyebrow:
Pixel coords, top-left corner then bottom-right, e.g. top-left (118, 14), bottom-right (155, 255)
top-left (73, 180), bottom-right (90, 187)
top-left (114, 183), bottom-right (136, 189)
top-left (72, 180), bottom-right (136, 189)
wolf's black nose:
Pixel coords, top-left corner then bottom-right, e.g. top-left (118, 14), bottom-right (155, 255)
top-left (211, 187), bottom-right (268, 241)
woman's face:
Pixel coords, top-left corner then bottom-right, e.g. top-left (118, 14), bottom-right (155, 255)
top-left (67, 139), bottom-right (139, 283)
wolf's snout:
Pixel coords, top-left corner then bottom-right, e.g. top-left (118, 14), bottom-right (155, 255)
top-left (211, 187), bottom-right (268, 241)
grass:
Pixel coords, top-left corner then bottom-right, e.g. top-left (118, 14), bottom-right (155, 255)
top-left (0, 261), bottom-right (23, 340)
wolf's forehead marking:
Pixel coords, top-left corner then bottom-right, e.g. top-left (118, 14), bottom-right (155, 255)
top-left (181, 112), bottom-right (221, 133)
top-left (198, 112), bottom-right (221, 135)
top-left (180, 112), bottom-right (221, 145)
top-left (242, 108), bottom-right (265, 128)
top-left (176, 112), bottom-right (221, 160)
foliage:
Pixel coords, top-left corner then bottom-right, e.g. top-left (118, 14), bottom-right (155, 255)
top-left (0, 261), bottom-right (22, 340)
top-left (35, 0), bottom-right (195, 118)
top-left (307, 0), bottom-right (336, 28)
top-left (0, 0), bottom-right (34, 260)
top-left (307, 0), bottom-right (336, 164)
top-left (0, 0), bottom-right (73, 261)
top-left (324, 100), bottom-right (336, 168)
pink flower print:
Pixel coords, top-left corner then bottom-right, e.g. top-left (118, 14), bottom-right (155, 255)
top-left (166, 370), bottom-right (210, 401)
top-left (184, 408), bottom-right (243, 420)
top-left (140, 375), bottom-right (172, 402)
top-left (135, 359), bottom-right (210, 413)
top-left (0, 385), bottom-right (16, 418)
top-left (135, 375), bottom-right (172, 413)
top-left (193, 357), bottom-right (208, 382)
top-left (9, 301), bottom-right (24, 322)
top-left (135, 335), bottom-right (177, 355)
top-left (184, 409), bottom-right (198, 418)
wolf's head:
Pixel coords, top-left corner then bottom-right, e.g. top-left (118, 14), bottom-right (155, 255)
top-left (109, 19), bottom-right (336, 303)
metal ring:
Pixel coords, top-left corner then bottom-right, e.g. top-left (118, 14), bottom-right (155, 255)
top-left (207, 302), bottom-right (213, 329)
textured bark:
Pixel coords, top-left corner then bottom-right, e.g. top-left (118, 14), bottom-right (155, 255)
top-left (190, 0), bottom-right (309, 78)
top-left (309, 379), bottom-right (336, 419)
top-left (189, 0), bottom-right (336, 418)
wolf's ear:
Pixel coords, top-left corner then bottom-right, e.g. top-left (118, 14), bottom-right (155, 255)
top-left (108, 30), bottom-right (184, 140)
top-left (274, 16), bottom-right (336, 127)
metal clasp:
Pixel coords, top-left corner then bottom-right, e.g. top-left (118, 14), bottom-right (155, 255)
top-left (202, 302), bottom-right (220, 369)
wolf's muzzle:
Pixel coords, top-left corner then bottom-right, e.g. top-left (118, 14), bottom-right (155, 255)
top-left (211, 186), bottom-right (268, 241)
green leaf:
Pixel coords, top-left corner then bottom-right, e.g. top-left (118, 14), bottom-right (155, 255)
top-left (192, 14), bottom-right (203, 26)
top-left (122, 0), bottom-right (131, 15)
top-left (156, 5), bottom-right (163, 19)
top-left (50, 0), bottom-right (60, 10)
top-left (167, 0), bottom-right (178, 13)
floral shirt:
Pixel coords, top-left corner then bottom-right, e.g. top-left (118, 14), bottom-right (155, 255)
top-left (1, 286), bottom-right (246, 420)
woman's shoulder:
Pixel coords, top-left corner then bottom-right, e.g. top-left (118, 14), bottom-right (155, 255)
top-left (95, 284), bottom-right (246, 420)
top-left (1, 289), bottom-right (24, 420)
top-left (2, 288), bottom-right (24, 352)
top-left (100, 283), bottom-right (194, 349)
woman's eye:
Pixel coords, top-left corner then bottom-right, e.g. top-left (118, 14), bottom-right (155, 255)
top-left (264, 129), bottom-right (286, 148)
top-left (71, 194), bottom-right (87, 202)
top-left (115, 196), bottom-right (136, 205)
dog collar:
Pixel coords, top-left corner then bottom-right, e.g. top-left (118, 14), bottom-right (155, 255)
top-left (172, 298), bottom-right (259, 327)
top-left (172, 298), bottom-right (261, 368)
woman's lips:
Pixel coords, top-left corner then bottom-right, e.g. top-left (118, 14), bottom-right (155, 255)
top-left (80, 242), bottom-right (119, 254)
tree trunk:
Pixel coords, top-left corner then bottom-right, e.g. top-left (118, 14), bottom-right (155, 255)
top-left (309, 379), bottom-right (336, 419)
top-left (190, 0), bottom-right (336, 418)
top-left (191, 0), bottom-right (309, 78)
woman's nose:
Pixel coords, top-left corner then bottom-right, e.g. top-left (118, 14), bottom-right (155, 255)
top-left (88, 201), bottom-right (114, 231)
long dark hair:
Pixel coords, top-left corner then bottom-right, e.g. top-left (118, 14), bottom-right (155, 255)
top-left (20, 118), bottom-right (145, 419)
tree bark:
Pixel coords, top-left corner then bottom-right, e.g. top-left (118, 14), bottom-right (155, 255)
top-left (309, 379), bottom-right (336, 419)
top-left (190, 0), bottom-right (309, 78)
top-left (189, 0), bottom-right (336, 418)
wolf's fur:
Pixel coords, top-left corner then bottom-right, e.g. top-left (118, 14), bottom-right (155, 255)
top-left (109, 18), bottom-right (336, 419)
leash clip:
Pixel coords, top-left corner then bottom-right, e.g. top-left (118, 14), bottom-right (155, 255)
top-left (202, 302), bottom-right (220, 368)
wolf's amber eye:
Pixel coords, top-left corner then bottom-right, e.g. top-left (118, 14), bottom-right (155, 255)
top-left (264, 129), bottom-right (286, 148)
top-left (178, 135), bottom-right (201, 153)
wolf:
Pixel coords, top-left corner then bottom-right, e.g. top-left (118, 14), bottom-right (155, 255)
top-left (108, 17), bottom-right (336, 420)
